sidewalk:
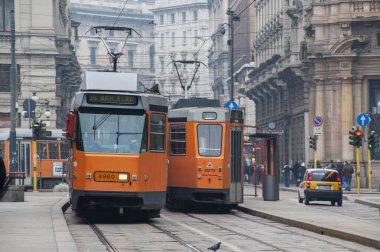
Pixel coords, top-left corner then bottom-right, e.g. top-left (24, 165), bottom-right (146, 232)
top-left (0, 192), bottom-right (77, 252)
top-left (241, 183), bottom-right (380, 250)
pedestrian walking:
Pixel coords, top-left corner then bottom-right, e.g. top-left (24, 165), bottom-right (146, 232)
top-left (292, 161), bottom-right (300, 185)
top-left (282, 164), bottom-right (291, 187)
top-left (297, 163), bottom-right (306, 186)
top-left (342, 161), bottom-right (354, 191)
top-left (0, 156), bottom-right (6, 191)
top-left (316, 160), bottom-right (322, 168)
top-left (336, 160), bottom-right (343, 177)
top-left (328, 160), bottom-right (336, 169)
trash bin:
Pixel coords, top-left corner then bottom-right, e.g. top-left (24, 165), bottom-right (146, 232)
top-left (263, 175), bottom-right (279, 201)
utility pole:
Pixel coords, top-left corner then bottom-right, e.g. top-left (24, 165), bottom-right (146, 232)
top-left (227, 9), bottom-right (239, 102)
top-left (9, 10), bottom-right (18, 174)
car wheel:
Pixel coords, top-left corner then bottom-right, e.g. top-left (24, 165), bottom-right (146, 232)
top-left (298, 192), bottom-right (303, 203)
top-left (337, 200), bottom-right (342, 207)
top-left (304, 194), bottom-right (309, 205)
top-left (331, 201), bottom-right (336, 206)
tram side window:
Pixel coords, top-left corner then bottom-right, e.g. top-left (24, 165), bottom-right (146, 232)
top-left (150, 113), bottom-right (166, 152)
top-left (197, 124), bottom-right (222, 156)
top-left (61, 142), bottom-right (69, 159)
top-left (49, 142), bottom-right (59, 159)
top-left (170, 124), bottom-right (186, 155)
top-left (37, 142), bottom-right (47, 159)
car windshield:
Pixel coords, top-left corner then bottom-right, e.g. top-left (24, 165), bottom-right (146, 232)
top-left (77, 111), bottom-right (147, 153)
top-left (312, 171), bottom-right (339, 182)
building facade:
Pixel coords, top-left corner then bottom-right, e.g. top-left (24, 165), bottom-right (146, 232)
top-left (246, 0), bottom-right (380, 188)
top-left (152, 0), bottom-right (213, 106)
top-left (71, 0), bottom-right (156, 89)
top-left (0, 0), bottom-right (80, 130)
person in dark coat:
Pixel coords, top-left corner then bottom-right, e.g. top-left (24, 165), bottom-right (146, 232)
top-left (0, 156), bottom-right (6, 190)
top-left (282, 164), bottom-right (291, 187)
top-left (296, 163), bottom-right (306, 186)
top-left (336, 160), bottom-right (343, 177)
top-left (342, 161), bottom-right (354, 191)
top-left (292, 161), bottom-right (300, 185)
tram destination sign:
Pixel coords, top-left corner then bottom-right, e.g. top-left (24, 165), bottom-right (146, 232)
top-left (87, 94), bottom-right (138, 106)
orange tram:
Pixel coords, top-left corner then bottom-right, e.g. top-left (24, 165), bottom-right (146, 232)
top-left (166, 99), bottom-right (244, 210)
top-left (0, 128), bottom-right (68, 189)
top-left (66, 71), bottom-right (168, 217)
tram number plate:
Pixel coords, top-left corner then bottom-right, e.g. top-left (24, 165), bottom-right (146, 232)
top-left (205, 168), bottom-right (215, 172)
top-left (94, 172), bottom-right (128, 182)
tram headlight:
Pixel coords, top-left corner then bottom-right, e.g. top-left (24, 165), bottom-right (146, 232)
top-left (119, 174), bottom-right (128, 181)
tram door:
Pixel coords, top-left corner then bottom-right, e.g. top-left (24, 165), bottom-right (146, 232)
top-left (230, 126), bottom-right (243, 203)
top-left (18, 141), bottom-right (32, 185)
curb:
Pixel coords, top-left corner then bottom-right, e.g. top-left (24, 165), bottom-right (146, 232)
top-left (354, 198), bottom-right (380, 209)
top-left (52, 196), bottom-right (78, 252)
top-left (236, 205), bottom-right (380, 250)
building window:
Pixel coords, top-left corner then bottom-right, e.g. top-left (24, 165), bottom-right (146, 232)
top-left (90, 28), bottom-right (96, 36)
top-left (128, 50), bottom-right (134, 68)
top-left (160, 33), bottom-right (164, 47)
top-left (170, 124), bottom-right (186, 155)
top-left (183, 31), bottom-right (187, 45)
top-left (149, 46), bottom-right (155, 71)
top-left (182, 12), bottom-right (186, 23)
top-left (90, 47), bottom-right (97, 65)
top-left (377, 33), bottom-right (380, 46)
top-left (159, 15), bottom-right (164, 25)
top-left (194, 30), bottom-right (198, 46)
top-left (193, 10), bottom-right (198, 21)
top-left (0, 64), bottom-right (19, 92)
top-left (370, 80), bottom-right (380, 160)
top-left (108, 30), bottom-right (114, 37)
top-left (0, 0), bottom-right (13, 31)
top-left (160, 57), bottom-right (164, 73)
top-left (171, 13), bottom-right (175, 24)
top-left (171, 32), bottom-right (175, 46)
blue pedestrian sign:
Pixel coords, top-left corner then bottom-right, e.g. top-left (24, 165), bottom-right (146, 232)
top-left (356, 113), bottom-right (371, 127)
top-left (225, 100), bottom-right (238, 110)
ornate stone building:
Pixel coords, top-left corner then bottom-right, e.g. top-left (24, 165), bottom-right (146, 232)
top-left (246, 0), bottom-right (309, 167)
top-left (152, 0), bottom-right (213, 106)
top-left (0, 0), bottom-right (81, 129)
top-left (71, 0), bottom-right (155, 90)
top-left (246, 0), bottom-right (380, 188)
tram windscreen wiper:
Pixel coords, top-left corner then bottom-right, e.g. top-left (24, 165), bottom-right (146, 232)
top-left (92, 113), bottom-right (111, 139)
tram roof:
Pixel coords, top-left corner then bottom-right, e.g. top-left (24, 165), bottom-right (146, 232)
top-left (169, 107), bottom-right (232, 122)
top-left (0, 128), bottom-right (65, 140)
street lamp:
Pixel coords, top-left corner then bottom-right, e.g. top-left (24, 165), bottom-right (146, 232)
top-left (226, 8), bottom-right (240, 102)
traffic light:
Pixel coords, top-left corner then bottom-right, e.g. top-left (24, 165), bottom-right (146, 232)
top-left (349, 127), bottom-right (363, 148)
top-left (368, 131), bottom-right (379, 149)
top-left (309, 136), bottom-right (317, 150)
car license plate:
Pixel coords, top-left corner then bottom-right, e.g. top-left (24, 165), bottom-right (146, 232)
top-left (94, 172), bottom-right (129, 182)
top-left (317, 185), bottom-right (331, 190)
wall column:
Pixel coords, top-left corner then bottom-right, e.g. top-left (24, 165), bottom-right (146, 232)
top-left (341, 76), bottom-right (354, 161)
top-left (315, 79), bottom-right (325, 161)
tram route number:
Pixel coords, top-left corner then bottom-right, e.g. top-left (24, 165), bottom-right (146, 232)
top-left (94, 171), bottom-right (129, 182)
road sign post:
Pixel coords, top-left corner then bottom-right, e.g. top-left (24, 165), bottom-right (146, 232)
top-left (356, 113), bottom-right (370, 127)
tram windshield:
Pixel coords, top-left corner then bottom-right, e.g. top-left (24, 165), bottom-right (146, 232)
top-left (197, 124), bottom-right (222, 156)
top-left (77, 111), bottom-right (147, 153)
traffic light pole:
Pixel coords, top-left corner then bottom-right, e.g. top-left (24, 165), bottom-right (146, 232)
top-left (314, 150), bottom-right (317, 169)
top-left (32, 140), bottom-right (37, 191)
top-left (368, 147), bottom-right (372, 192)
top-left (356, 147), bottom-right (360, 195)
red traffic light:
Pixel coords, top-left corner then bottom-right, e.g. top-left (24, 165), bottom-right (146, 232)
top-left (354, 130), bottom-right (362, 136)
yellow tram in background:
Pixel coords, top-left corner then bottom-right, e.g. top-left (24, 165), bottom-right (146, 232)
top-left (66, 71), bottom-right (168, 217)
top-left (167, 99), bottom-right (244, 210)
top-left (0, 128), bottom-right (68, 189)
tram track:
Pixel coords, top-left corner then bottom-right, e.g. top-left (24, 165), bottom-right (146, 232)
top-left (148, 222), bottom-right (203, 252)
top-left (231, 209), bottom-right (363, 252)
top-left (88, 221), bottom-right (118, 252)
top-left (185, 212), bottom-right (288, 252)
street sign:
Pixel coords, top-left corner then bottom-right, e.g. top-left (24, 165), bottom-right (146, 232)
top-left (356, 113), bottom-right (371, 127)
top-left (225, 100), bottom-right (238, 109)
top-left (313, 126), bottom-right (323, 135)
top-left (313, 116), bottom-right (323, 127)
